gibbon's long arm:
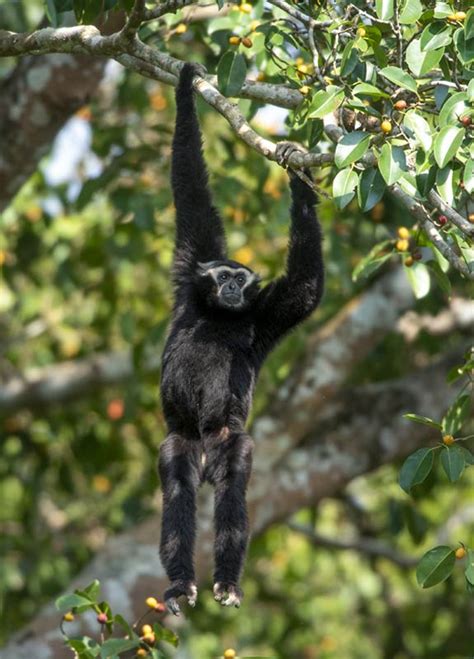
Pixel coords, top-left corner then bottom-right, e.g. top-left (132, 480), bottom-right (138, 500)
top-left (171, 64), bottom-right (227, 284)
top-left (255, 171), bottom-right (324, 348)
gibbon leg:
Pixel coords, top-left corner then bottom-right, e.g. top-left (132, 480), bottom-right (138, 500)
top-left (158, 432), bottom-right (201, 615)
top-left (204, 431), bottom-right (253, 607)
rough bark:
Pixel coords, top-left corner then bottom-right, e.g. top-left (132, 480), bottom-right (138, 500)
top-left (0, 352), bottom-right (460, 659)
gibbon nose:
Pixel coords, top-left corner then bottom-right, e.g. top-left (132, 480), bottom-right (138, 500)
top-left (227, 281), bottom-right (237, 291)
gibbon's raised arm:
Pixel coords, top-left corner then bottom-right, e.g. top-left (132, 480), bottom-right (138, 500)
top-left (255, 171), bottom-right (324, 347)
top-left (171, 64), bottom-right (227, 284)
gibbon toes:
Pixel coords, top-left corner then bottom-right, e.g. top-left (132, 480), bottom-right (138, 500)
top-left (275, 141), bottom-right (307, 168)
top-left (213, 582), bottom-right (243, 608)
top-left (164, 580), bottom-right (198, 616)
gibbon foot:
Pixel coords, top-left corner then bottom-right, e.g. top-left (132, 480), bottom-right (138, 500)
top-left (213, 582), bottom-right (243, 608)
top-left (164, 580), bottom-right (198, 616)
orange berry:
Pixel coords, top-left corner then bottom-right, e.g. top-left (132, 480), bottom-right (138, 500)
top-left (142, 633), bottom-right (156, 644)
top-left (381, 120), bottom-right (392, 134)
top-left (404, 256), bottom-right (414, 267)
top-left (357, 27), bottom-right (366, 37)
top-left (175, 23), bottom-right (187, 34)
top-left (455, 547), bottom-right (466, 559)
top-left (224, 650), bottom-right (237, 659)
top-left (460, 115), bottom-right (472, 127)
top-left (107, 398), bottom-right (124, 420)
top-left (145, 597), bottom-right (159, 609)
top-left (394, 100), bottom-right (407, 111)
top-left (63, 612), bottom-right (75, 622)
top-left (241, 37), bottom-right (252, 48)
top-left (229, 36), bottom-right (241, 45)
top-left (299, 85), bottom-right (310, 95)
top-left (141, 624), bottom-right (153, 636)
top-left (136, 651), bottom-right (148, 657)
top-left (443, 434), bottom-right (455, 446)
top-left (468, 213), bottom-right (474, 224)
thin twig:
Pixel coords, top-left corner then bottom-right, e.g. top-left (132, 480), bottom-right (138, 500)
top-left (392, 0), bottom-right (403, 68)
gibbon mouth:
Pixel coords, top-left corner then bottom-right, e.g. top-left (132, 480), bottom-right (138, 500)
top-left (223, 293), bottom-right (242, 305)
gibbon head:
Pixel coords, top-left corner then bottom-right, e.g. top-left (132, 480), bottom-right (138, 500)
top-left (196, 260), bottom-right (261, 312)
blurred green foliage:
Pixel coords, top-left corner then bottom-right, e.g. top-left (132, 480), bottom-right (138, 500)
top-left (0, 1), bottom-right (473, 657)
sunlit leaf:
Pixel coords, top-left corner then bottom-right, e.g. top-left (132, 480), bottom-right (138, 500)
top-left (416, 546), bottom-right (455, 588)
top-left (440, 446), bottom-right (465, 482)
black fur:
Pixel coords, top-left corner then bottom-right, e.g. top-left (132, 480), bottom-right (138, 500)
top-left (158, 63), bottom-right (324, 613)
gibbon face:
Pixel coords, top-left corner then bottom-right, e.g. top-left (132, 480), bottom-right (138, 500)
top-left (196, 260), bottom-right (261, 311)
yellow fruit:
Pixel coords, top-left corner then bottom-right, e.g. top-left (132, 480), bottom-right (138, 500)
top-left (296, 57), bottom-right (304, 66)
top-left (240, 2), bottom-right (252, 13)
top-left (256, 71), bottom-right (265, 82)
top-left (0, 250), bottom-right (5, 266)
top-left (175, 23), bottom-right (187, 34)
top-left (455, 11), bottom-right (466, 20)
top-left (297, 64), bottom-right (308, 74)
top-left (242, 37), bottom-right (253, 48)
top-left (443, 434), bottom-right (455, 446)
top-left (136, 651), bottom-right (148, 657)
top-left (224, 650), bottom-right (237, 659)
top-left (145, 597), bottom-right (158, 609)
top-left (141, 624), bottom-right (153, 636)
top-left (455, 547), bottom-right (466, 559)
top-left (357, 27), bottom-right (366, 37)
top-left (396, 239), bottom-right (409, 252)
top-left (299, 85), bottom-right (310, 95)
top-left (229, 36), bottom-right (241, 45)
top-left (397, 227), bottom-right (410, 239)
top-left (468, 213), bottom-right (474, 224)
top-left (63, 612), bottom-right (75, 622)
top-left (250, 20), bottom-right (260, 31)
top-left (404, 256), bottom-right (414, 267)
top-left (142, 633), bottom-right (155, 644)
top-left (381, 120), bottom-right (392, 134)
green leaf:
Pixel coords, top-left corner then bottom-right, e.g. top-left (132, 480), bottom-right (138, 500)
top-left (416, 546), bottom-right (456, 588)
top-left (217, 51), bottom-right (247, 97)
top-left (433, 126), bottom-right (465, 168)
top-left (454, 28), bottom-right (474, 65)
top-left (441, 446), bottom-right (465, 482)
top-left (436, 166), bottom-right (455, 205)
top-left (68, 637), bottom-right (100, 657)
top-left (307, 87), bottom-right (344, 119)
top-left (403, 413), bottom-right (442, 430)
top-left (428, 259), bottom-right (451, 295)
top-left (442, 394), bottom-right (471, 435)
top-left (404, 111), bottom-right (433, 152)
top-left (332, 168), bottom-right (359, 209)
top-left (352, 240), bottom-right (392, 282)
top-left (379, 66), bottom-right (417, 93)
top-left (460, 446), bottom-right (474, 466)
top-left (357, 168), bottom-right (386, 212)
top-left (153, 623), bottom-right (180, 647)
top-left (464, 157), bottom-right (474, 194)
top-left (46, 0), bottom-right (59, 26)
top-left (334, 131), bottom-right (371, 168)
top-left (439, 91), bottom-right (468, 127)
top-left (404, 262), bottom-right (430, 299)
top-left (420, 23), bottom-right (453, 51)
top-left (56, 593), bottom-right (93, 612)
top-left (466, 9), bottom-right (474, 40)
top-left (353, 82), bottom-right (390, 99)
top-left (399, 0), bottom-right (423, 24)
top-left (406, 39), bottom-right (444, 77)
top-left (100, 639), bottom-right (140, 658)
top-left (465, 549), bottom-right (474, 585)
top-left (375, 0), bottom-right (393, 20)
top-left (378, 143), bottom-right (407, 185)
top-left (399, 448), bottom-right (434, 493)
top-left (434, 2), bottom-right (453, 19)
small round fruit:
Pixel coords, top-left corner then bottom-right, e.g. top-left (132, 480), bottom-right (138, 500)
top-left (256, 71), bottom-right (265, 82)
top-left (438, 214), bottom-right (448, 226)
top-left (142, 633), bottom-right (156, 644)
top-left (413, 251), bottom-right (422, 261)
top-left (299, 85), bottom-right (310, 95)
top-left (240, 2), bottom-right (252, 13)
top-left (460, 115), bottom-right (472, 127)
top-left (297, 63), bottom-right (308, 74)
top-left (455, 11), bottom-right (466, 20)
top-left (397, 226), bottom-right (410, 239)
top-left (394, 100), bottom-right (407, 111)
top-left (107, 398), bottom-right (124, 420)
top-left (224, 650), bottom-right (237, 659)
top-left (357, 27), bottom-right (366, 37)
top-left (381, 120), bottom-right (392, 134)
top-left (455, 547), bottom-right (466, 559)
top-left (154, 602), bottom-right (166, 612)
top-left (404, 256), bottom-right (414, 267)
top-left (241, 37), bottom-right (252, 48)
top-left (146, 597), bottom-right (159, 609)
top-left (250, 20), bottom-right (260, 31)
top-left (396, 239), bottom-right (409, 252)
top-left (141, 624), bottom-right (153, 636)
top-left (63, 612), bottom-right (75, 622)
top-left (443, 434), bottom-right (455, 446)
top-left (468, 213), bottom-right (474, 224)
top-left (136, 650), bottom-right (148, 657)
top-left (97, 612), bottom-right (108, 624)
top-left (229, 36), bottom-right (241, 45)
top-left (175, 23), bottom-right (187, 34)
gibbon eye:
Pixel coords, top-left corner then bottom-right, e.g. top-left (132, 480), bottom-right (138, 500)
top-left (219, 272), bottom-right (229, 282)
top-left (237, 275), bottom-right (245, 285)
